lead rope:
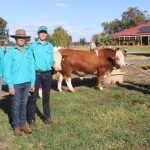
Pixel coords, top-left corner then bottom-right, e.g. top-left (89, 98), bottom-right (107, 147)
top-left (126, 63), bottom-right (150, 77)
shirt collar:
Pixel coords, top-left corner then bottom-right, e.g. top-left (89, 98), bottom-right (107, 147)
top-left (36, 40), bottom-right (48, 45)
top-left (14, 45), bottom-right (27, 51)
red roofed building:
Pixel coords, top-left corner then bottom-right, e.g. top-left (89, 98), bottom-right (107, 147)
top-left (110, 23), bottom-right (150, 46)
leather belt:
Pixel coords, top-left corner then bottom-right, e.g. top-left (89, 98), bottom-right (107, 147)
top-left (36, 70), bottom-right (51, 74)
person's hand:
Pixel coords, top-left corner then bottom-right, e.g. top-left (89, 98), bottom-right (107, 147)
top-left (9, 88), bottom-right (15, 95)
top-left (30, 86), bottom-right (35, 93)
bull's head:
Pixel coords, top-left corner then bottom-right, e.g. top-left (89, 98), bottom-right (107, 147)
top-left (104, 48), bottom-right (127, 69)
top-left (114, 48), bottom-right (127, 68)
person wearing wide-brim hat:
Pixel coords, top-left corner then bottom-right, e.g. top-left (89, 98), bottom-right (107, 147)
top-left (4, 29), bottom-right (35, 136)
top-left (27, 26), bottom-right (54, 131)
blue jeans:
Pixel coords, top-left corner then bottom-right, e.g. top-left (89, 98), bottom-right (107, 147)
top-left (11, 82), bottom-right (30, 129)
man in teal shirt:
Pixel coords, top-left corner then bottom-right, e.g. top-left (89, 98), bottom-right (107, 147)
top-left (28, 26), bottom-right (54, 131)
top-left (4, 29), bottom-right (35, 136)
top-left (0, 47), bottom-right (4, 95)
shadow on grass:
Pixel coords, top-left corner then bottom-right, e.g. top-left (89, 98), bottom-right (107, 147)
top-left (1, 85), bottom-right (8, 93)
top-left (51, 77), bottom-right (98, 91)
top-left (116, 81), bottom-right (150, 95)
top-left (0, 95), bottom-right (12, 127)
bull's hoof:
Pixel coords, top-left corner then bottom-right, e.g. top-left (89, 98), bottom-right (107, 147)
top-left (58, 89), bottom-right (63, 92)
top-left (99, 87), bottom-right (104, 91)
top-left (70, 89), bottom-right (75, 93)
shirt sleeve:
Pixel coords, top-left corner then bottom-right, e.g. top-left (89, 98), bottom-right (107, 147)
top-left (51, 45), bottom-right (54, 66)
top-left (28, 44), bottom-right (35, 86)
top-left (0, 49), bottom-right (4, 77)
top-left (4, 49), bottom-right (14, 88)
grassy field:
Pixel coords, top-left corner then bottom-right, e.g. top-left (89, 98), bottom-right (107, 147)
top-left (71, 45), bottom-right (150, 52)
top-left (0, 83), bottom-right (150, 150)
top-left (118, 45), bottom-right (150, 52)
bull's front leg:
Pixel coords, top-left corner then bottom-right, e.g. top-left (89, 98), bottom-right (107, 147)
top-left (57, 72), bottom-right (64, 92)
top-left (98, 73), bottom-right (105, 91)
top-left (65, 76), bottom-right (75, 92)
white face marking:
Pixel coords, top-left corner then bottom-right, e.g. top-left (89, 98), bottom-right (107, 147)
top-left (115, 50), bottom-right (126, 67)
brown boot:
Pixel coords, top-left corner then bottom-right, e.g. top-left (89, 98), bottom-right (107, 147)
top-left (43, 118), bottom-right (53, 125)
top-left (29, 120), bottom-right (37, 132)
top-left (14, 128), bottom-right (22, 136)
top-left (20, 127), bottom-right (32, 134)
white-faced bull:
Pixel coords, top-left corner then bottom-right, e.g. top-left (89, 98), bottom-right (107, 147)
top-left (54, 47), bottom-right (127, 92)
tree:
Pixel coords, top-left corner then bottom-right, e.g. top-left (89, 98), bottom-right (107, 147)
top-left (99, 32), bottom-right (110, 45)
top-left (0, 17), bottom-right (7, 33)
top-left (101, 7), bottom-right (150, 34)
top-left (47, 26), bottom-right (72, 47)
top-left (0, 17), bottom-right (8, 45)
top-left (79, 38), bottom-right (86, 46)
top-left (92, 34), bottom-right (100, 42)
top-left (121, 7), bottom-right (150, 29)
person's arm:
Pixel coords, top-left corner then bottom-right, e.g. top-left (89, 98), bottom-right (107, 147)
top-left (28, 45), bottom-right (35, 92)
top-left (28, 43), bottom-right (34, 55)
top-left (4, 50), bottom-right (13, 88)
top-left (0, 49), bottom-right (4, 76)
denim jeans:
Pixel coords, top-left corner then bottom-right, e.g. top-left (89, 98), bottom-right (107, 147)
top-left (28, 71), bottom-right (52, 122)
top-left (11, 82), bottom-right (30, 129)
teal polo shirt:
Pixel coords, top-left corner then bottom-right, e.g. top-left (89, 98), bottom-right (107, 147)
top-left (4, 45), bottom-right (35, 88)
top-left (0, 48), bottom-right (4, 77)
top-left (29, 40), bottom-right (54, 71)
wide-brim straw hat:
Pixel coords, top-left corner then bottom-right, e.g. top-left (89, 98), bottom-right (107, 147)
top-left (10, 29), bottom-right (31, 39)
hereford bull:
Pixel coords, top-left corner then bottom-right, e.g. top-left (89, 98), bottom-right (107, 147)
top-left (56, 47), bottom-right (126, 92)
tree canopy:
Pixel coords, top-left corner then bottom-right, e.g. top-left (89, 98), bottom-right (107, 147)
top-left (0, 17), bottom-right (9, 45)
top-left (0, 17), bottom-right (7, 34)
top-left (101, 7), bottom-right (150, 35)
top-left (47, 26), bottom-right (72, 47)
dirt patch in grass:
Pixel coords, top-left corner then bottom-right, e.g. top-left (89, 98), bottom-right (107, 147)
top-left (132, 100), bottom-right (145, 105)
top-left (131, 145), bottom-right (150, 150)
top-left (0, 134), bottom-right (13, 149)
top-left (126, 123), bottom-right (149, 134)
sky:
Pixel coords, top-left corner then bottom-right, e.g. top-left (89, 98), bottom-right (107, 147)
top-left (0, 0), bottom-right (150, 42)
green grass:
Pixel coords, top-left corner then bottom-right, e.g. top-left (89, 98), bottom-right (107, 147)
top-left (118, 45), bottom-right (150, 52)
top-left (0, 85), bottom-right (150, 150)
